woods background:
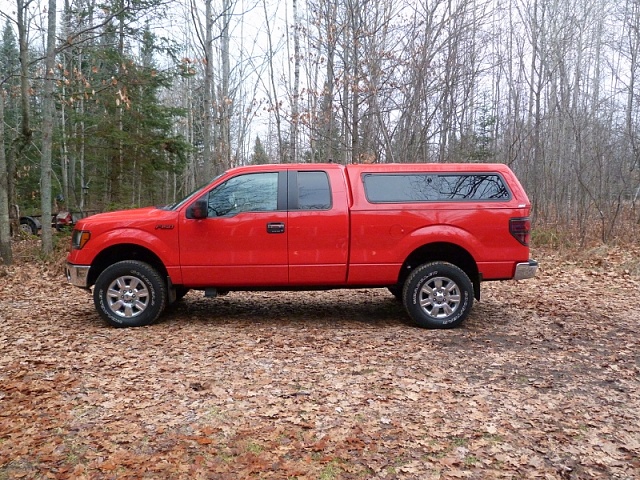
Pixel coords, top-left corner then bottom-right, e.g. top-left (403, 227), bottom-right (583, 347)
top-left (1, 0), bottom-right (640, 262)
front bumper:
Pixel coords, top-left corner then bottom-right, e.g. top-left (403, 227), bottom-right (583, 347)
top-left (65, 262), bottom-right (91, 288)
top-left (513, 259), bottom-right (539, 280)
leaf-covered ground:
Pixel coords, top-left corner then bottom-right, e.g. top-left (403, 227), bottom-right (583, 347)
top-left (0, 245), bottom-right (639, 479)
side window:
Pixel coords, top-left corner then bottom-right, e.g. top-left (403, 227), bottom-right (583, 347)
top-left (438, 175), bottom-right (510, 200)
top-left (207, 172), bottom-right (278, 216)
top-left (297, 171), bottom-right (331, 210)
top-left (363, 174), bottom-right (438, 202)
top-left (363, 173), bottom-right (510, 203)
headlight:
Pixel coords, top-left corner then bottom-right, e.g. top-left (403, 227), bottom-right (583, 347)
top-left (71, 230), bottom-right (91, 249)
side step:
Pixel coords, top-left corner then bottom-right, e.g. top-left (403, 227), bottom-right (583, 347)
top-left (204, 288), bottom-right (219, 298)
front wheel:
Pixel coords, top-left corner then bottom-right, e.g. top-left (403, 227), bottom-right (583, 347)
top-left (94, 260), bottom-right (166, 327)
top-left (402, 262), bottom-right (473, 329)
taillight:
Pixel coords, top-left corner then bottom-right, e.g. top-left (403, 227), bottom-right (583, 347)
top-left (509, 217), bottom-right (531, 246)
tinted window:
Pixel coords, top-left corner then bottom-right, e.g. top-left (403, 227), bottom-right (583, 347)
top-left (297, 171), bottom-right (331, 210)
top-left (363, 173), bottom-right (510, 203)
top-left (207, 172), bottom-right (278, 216)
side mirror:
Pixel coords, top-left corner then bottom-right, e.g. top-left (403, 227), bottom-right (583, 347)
top-left (187, 199), bottom-right (208, 219)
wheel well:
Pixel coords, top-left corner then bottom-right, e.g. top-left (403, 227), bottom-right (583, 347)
top-left (88, 244), bottom-right (168, 287)
top-left (20, 216), bottom-right (41, 228)
top-left (398, 242), bottom-right (480, 299)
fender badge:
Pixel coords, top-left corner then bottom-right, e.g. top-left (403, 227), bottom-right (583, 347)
top-left (155, 224), bottom-right (175, 230)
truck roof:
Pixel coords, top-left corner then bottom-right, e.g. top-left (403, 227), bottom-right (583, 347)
top-left (225, 162), bottom-right (515, 175)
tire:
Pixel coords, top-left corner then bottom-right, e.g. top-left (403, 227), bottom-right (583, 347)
top-left (93, 260), bottom-right (166, 328)
top-left (19, 219), bottom-right (38, 235)
top-left (402, 262), bottom-right (473, 329)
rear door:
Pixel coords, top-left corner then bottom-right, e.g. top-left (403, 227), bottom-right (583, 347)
top-left (287, 169), bottom-right (350, 285)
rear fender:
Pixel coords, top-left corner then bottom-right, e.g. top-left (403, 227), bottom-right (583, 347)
top-left (400, 224), bottom-right (481, 261)
top-left (397, 226), bottom-right (481, 298)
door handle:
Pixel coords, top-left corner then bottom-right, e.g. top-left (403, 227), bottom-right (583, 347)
top-left (266, 222), bottom-right (285, 234)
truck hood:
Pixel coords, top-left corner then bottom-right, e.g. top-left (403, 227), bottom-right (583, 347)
top-left (76, 207), bottom-right (176, 230)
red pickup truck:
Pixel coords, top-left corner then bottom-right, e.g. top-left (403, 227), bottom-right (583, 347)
top-left (66, 163), bottom-right (538, 328)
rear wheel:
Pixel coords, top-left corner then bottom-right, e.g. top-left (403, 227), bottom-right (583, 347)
top-left (402, 262), bottom-right (473, 329)
top-left (94, 260), bottom-right (166, 327)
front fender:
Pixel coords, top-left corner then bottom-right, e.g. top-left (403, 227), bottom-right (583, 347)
top-left (69, 227), bottom-right (180, 274)
top-left (98, 228), bottom-right (180, 265)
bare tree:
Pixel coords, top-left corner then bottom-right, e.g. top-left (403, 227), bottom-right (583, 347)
top-left (261, 0), bottom-right (285, 162)
top-left (215, 0), bottom-right (233, 172)
top-left (39, 0), bottom-right (57, 255)
top-left (0, 92), bottom-right (11, 264)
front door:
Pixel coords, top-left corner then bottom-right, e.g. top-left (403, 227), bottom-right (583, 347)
top-left (179, 171), bottom-right (289, 287)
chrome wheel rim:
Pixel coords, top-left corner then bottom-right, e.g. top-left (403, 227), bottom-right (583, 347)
top-left (106, 275), bottom-right (150, 318)
top-left (418, 276), bottom-right (461, 319)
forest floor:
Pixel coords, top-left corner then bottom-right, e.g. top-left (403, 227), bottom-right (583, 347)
top-left (0, 241), bottom-right (639, 479)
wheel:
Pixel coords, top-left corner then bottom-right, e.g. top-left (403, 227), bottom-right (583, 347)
top-left (93, 260), bottom-right (166, 327)
top-left (402, 262), bottom-right (473, 329)
top-left (19, 219), bottom-right (38, 235)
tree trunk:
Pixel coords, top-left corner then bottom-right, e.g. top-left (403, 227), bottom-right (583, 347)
top-left (204, 0), bottom-right (214, 178)
top-left (17, 0), bottom-right (32, 147)
top-left (291, 0), bottom-right (300, 163)
top-left (218, 0), bottom-right (232, 172)
top-left (263, 0), bottom-right (285, 162)
top-left (40, 0), bottom-right (57, 255)
top-left (0, 92), bottom-right (12, 265)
